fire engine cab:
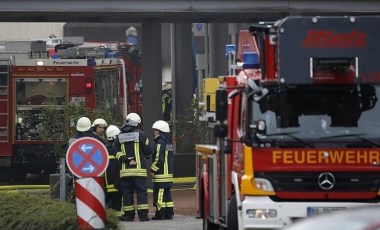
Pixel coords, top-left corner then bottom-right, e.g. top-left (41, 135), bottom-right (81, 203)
top-left (196, 16), bottom-right (380, 229)
top-left (0, 40), bottom-right (127, 182)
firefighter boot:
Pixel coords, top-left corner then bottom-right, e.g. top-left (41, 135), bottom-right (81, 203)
top-left (119, 215), bottom-right (135, 222)
top-left (165, 207), bottom-right (174, 219)
top-left (138, 210), bottom-right (150, 222)
top-left (120, 211), bottom-right (135, 222)
top-left (151, 209), bottom-right (165, 220)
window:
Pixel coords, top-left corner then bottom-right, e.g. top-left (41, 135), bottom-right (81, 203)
top-left (14, 78), bottom-right (67, 140)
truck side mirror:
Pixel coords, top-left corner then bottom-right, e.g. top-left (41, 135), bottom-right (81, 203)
top-left (215, 89), bottom-right (228, 122)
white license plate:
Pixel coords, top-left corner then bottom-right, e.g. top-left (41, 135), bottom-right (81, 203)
top-left (307, 207), bottom-right (346, 217)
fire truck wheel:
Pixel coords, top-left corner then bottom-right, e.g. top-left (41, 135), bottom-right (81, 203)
top-left (11, 169), bottom-right (27, 184)
top-left (227, 193), bottom-right (238, 230)
top-left (203, 216), bottom-right (219, 230)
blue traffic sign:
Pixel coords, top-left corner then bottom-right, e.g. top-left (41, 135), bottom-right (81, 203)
top-left (66, 137), bottom-right (109, 178)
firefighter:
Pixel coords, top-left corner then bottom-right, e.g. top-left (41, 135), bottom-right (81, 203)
top-left (161, 82), bottom-right (172, 122)
top-left (92, 118), bottom-right (108, 145)
top-left (150, 120), bottom-right (174, 220)
top-left (68, 116), bottom-right (95, 146)
top-left (66, 116), bottom-right (95, 202)
top-left (105, 125), bottom-right (123, 217)
top-left (115, 113), bottom-right (153, 222)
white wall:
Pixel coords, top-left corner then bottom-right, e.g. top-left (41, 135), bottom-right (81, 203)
top-left (0, 23), bottom-right (64, 41)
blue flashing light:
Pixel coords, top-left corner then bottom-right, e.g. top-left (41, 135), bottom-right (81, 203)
top-left (127, 35), bottom-right (138, 45)
top-left (243, 51), bottom-right (259, 69)
top-left (87, 58), bottom-right (96, 66)
top-left (51, 54), bottom-right (59, 59)
top-left (225, 44), bottom-right (236, 57)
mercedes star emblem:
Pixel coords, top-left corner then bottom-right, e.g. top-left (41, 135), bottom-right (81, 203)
top-left (318, 172), bottom-right (335, 190)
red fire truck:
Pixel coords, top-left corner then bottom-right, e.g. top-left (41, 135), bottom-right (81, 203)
top-left (0, 40), bottom-right (127, 182)
top-left (51, 39), bottom-right (143, 115)
top-left (196, 16), bottom-right (380, 229)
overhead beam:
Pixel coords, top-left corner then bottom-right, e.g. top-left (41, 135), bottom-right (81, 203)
top-left (0, 1), bottom-right (379, 22)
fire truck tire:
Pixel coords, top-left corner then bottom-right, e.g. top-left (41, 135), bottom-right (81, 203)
top-left (11, 169), bottom-right (27, 184)
top-left (227, 193), bottom-right (238, 230)
top-left (203, 218), bottom-right (219, 230)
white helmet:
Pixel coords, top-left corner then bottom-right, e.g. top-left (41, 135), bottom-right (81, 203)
top-left (92, 118), bottom-right (107, 127)
top-left (106, 125), bottom-right (121, 140)
top-left (152, 120), bottom-right (170, 133)
top-left (126, 113), bottom-right (141, 126)
top-left (76, 117), bottom-right (91, 132)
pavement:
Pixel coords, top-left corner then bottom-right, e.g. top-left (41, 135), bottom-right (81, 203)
top-left (119, 189), bottom-right (202, 230)
top-left (119, 215), bottom-right (202, 230)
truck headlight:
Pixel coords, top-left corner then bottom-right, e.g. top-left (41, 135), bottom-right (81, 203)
top-left (254, 178), bottom-right (274, 192)
top-left (246, 209), bottom-right (278, 219)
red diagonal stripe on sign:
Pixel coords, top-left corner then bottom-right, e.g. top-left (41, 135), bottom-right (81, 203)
top-left (77, 147), bottom-right (100, 172)
top-left (76, 181), bottom-right (106, 221)
top-left (77, 216), bottom-right (93, 230)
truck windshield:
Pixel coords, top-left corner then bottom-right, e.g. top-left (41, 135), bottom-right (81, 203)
top-left (251, 84), bottom-right (380, 146)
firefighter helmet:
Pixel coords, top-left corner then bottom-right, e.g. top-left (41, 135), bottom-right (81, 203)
top-left (106, 125), bottom-right (121, 140)
top-left (152, 120), bottom-right (170, 133)
top-left (92, 118), bottom-right (107, 127)
top-left (76, 117), bottom-right (91, 132)
top-left (126, 113), bottom-right (141, 126)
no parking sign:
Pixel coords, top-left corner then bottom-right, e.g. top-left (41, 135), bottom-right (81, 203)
top-left (66, 137), bottom-right (109, 178)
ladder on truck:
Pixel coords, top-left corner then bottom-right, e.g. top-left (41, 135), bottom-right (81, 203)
top-left (0, 57), bottom-right (12, 143)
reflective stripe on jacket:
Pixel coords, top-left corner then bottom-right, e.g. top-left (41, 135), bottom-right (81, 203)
top-left (115, 126), bottom-right (152, 178)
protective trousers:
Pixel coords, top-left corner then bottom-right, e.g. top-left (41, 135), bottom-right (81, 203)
top-left (120, 177), bottom-right (149, 220)
top-left (106, 191), bottom-right (123, 217)
top-left (153, 184), bottom-right (174, 219)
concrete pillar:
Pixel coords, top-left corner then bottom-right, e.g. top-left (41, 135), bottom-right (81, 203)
top-left (209, 23), bottom-right (229, 77)
top-left (171, 23), bottom-right (194, 118)
top-left (142, 23), bottom-right (162, 141)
